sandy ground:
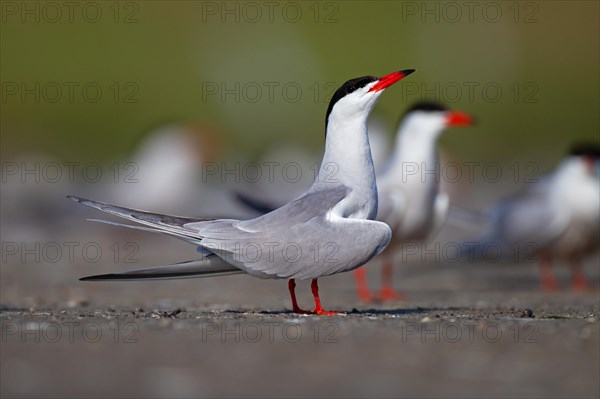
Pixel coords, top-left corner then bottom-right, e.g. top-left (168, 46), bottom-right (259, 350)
top-left (1, 225), bottom-right (599, 398)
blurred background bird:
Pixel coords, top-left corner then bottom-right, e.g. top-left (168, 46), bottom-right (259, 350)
top-left (354, 102), bottom-right (475, 301)
top-left (457, 143), bottom-right (600, 291)
top-left (106, 122), bottom-right (243, 217)
top-left (109, 123), bottom-right (210, 214)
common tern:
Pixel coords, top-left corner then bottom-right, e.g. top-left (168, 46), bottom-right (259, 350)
top-left (354, 102), bottom-right (474, 301)
top-left (69, 69), bottom-right (416, 314)
top-left (459, 143), bottom-right (600, 291)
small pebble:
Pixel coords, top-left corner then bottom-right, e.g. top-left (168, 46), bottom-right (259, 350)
top-left (520, 308), bottom-right (535, 318)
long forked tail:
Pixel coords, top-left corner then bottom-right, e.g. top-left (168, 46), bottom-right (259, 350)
top-left (67, 195), bottom-right (214, 242)
top-left (69, 195), bottom-right (246, 280)
top-left (80, 256), bottom-right (244, 281)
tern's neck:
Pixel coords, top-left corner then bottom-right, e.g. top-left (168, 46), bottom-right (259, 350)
top-left (383, 119), bottom-right (443, 182)
top-left (551, 157), bottom-right (600, 218)
top-left (312, 112), bottom-right (377, 219)
top-left (554, 157), bottom-right (596, 187)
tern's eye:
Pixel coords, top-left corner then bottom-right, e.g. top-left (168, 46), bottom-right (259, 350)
top-left (347, 85), bottom-right (357, 93)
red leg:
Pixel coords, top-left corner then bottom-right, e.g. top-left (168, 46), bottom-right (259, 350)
top-left (311, 278), bottom-right (338, 315)
top-left (539, 257), bottom-right (558, 292)
top-left (569, 259), bottom-right (588, 292)
top-left (353, 267), bottom-right (374, 302)
top-left (378, 253), bottom-right (408, 301)
top-left (288, 279), bottom-right (310, 314)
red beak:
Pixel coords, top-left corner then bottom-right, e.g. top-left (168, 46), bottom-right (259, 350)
top-left (446, 111), bottom-right (474, 127)
top-left (369, 69), bottom-right (415, 92)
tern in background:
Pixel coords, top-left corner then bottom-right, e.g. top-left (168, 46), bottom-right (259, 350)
top-left (355, 102), bottom-right (474, 301)
top-left (459, 143), bottom-right (600, 292)
top-left (69, 69), bottom-right (415, 315)
top-left (110, 124), bottom-right (213, 214)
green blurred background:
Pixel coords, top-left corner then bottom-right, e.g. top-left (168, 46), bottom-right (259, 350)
top-left (1, 0), bottom-right (599, 166)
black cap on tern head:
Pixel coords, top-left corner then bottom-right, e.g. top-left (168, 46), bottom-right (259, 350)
top-left (569, 142), bottom-right (600, 158)
top-left (400, 101), bottom-right (448, 122)
top-left (325, 69), bottom-right (416, 129)
top-left (401, 101), bottom-right (476, 127)
top-left (405, 101), bottom-right (449, 114)
top-left (325, 76), bottom-right (378, 127)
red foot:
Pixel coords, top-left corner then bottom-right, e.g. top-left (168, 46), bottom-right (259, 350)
top-left (288, 278), bottom-right (343, 315)
top-left (539, 260), bottom-right (558, 292)
top-left (293, 308), bottom-right (341, 316)
top-left (292, 307), bottom-right (340, 316)
top-left (571, 275), bottom-right (588, 292)
top-left (354, 268), bottom-right (374, 302)
top-left (378, 286), bottom-right (408, 301)
top-left (310, 278), bottom-right (342, 316)
top-left (312, 308), bottom-right (340, 316)
top-left (540, 278), bottom-right (559, 292)
top-left (357, 288), bottom-right (375, 302)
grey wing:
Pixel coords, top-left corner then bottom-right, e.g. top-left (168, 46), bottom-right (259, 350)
top-left (199, 217), bottom-right (391, 280)
top-left (69, 187), bottom-right (390, 280)
top-left (188, 186), bottom-right (392, 279)
top-left (186, 185), bottom-right (350, 234)
top-left (288, 218), bottom-right (392, 279)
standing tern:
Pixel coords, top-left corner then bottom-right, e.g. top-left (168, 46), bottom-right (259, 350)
top-left (459, 143), bottom-right (600, 291)
top-left (69, 69), bottom-right (415, 315)
top-left (354, 102), bottom-right (474, 301)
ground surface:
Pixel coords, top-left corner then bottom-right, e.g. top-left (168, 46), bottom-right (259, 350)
top-left (1, 229), bottom-right (599, 398)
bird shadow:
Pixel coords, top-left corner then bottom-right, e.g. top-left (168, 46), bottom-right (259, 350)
top-left (220, 306), bottom-right (470, 317)
top-left (0, 305), bottom-right (33, 313)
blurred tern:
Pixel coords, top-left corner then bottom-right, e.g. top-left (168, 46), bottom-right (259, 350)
top-left (355, 102), bottom-right (474, 301)
top-left (110, 124), bottom-right (208, 214)
top-left (459, 143), bottom-right (600, 291)
top-left (69, 69), bottom-right (415, 315)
